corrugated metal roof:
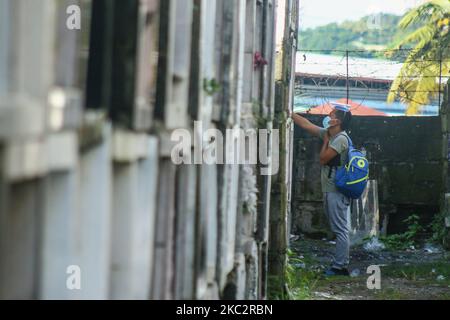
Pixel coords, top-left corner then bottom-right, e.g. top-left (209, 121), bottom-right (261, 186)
top-left (303, 98), bottom-right (388, 116)
top-left (296, 52), bottom-right (404, 81)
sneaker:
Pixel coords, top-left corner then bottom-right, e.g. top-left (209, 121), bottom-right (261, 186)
top-left (323, 267), bottom-right (350, 277)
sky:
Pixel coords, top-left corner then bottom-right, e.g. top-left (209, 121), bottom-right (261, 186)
top-left (299, 0), bottom-right (426, 29)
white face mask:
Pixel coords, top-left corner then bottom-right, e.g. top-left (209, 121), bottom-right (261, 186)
top-left (322, 116), bottom-right (331, 129)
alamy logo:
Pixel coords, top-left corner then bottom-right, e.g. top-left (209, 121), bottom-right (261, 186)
top-left (366, 265), bottom-right (381, 290)
top-left (170, 121), bottom-right (279, 175)
top-left (66, 5), bottom-right (81, 30)
top-left (66, 265), bottom-right (81, 290)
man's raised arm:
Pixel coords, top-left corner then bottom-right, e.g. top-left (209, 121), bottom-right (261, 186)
top-left (291, 112), bottom-right (322, 137)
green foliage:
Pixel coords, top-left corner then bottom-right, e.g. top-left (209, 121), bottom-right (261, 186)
top-left (297, 3), bottom-right (450, 114)
top-left (383, 261), bottom-right (450, 286)
top-left (203, 78), bottom-right (221, 96)
top-left (298, 13), bottom-right (413, 59)
top-left (268, 249), bottom-right (321, 300)
top-left (387, 0), bottom-right (450, 114)
top-left (379, 214), bottom-right (424, 250)
top-left (251, 99), bottom-right (274, 129)
top-left (429, 210), bottom-right (450, 246)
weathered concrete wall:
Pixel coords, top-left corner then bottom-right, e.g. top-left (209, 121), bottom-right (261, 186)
top-left (292, 114), bottom-right (444, 237)
top-left (268, 0), bottom-right (299, 289)
top-left (0, 0), bottom-right (298, 300)
top-left (438, 85), bottom-right (450, 248)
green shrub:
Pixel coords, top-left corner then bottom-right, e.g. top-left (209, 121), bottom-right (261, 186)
top-left (379, 214), bottom-right (423, 250)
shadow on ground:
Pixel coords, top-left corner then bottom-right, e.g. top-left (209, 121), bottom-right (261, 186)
top-left (287, 234), bottom-right (450, 300)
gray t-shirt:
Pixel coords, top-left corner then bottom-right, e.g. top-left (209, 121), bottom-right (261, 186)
top-left (319, 129), bottom-right (350, 193)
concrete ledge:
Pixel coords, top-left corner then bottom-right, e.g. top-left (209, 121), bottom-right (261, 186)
top-left (5, 139), bottom-right (47, 182)
top-left (159, 130), bottom-right (187, 158)
top-left (47, 132), bottom-right (78, 171)
top-left (0, 96), bottom-right (46, 140)
top-left (4, 132), bottom-right (79, 182)
top-left (112, 129), bottom-right (151, 163)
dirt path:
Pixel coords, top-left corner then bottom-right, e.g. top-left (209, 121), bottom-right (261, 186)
top-left (289, 235), bottom-right (450, 300)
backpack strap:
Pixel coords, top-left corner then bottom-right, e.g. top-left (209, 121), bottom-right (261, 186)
top-left (327, 154), bottom-right (341, 178)
top-left (335, 132), bottom-right (353, 148)
top-left (326, 133), bottom-right (352, 178)
top-left (328, 166), bottom-right (335, 178)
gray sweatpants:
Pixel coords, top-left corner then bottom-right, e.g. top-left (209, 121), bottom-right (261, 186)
top-left (323, 192), bottom-right (351, 269)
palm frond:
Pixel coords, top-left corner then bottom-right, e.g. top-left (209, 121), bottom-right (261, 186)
top-left (399, 7), bottom-right (423, 29)
top-left (399, 0), bottom-right (449, 29)
top-left (390, 0), bottom-right (450, 114)
top-left (430, 0), bottom-right (450, 13)
top-left (406, 75), bottom-right (438, 114)
top-left (397, 25), bottom-right (436, 47)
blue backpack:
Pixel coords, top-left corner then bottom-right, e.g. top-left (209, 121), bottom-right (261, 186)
top-left (334, 134), bottom-right (369, 199)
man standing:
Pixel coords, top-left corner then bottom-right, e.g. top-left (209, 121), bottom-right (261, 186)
top-left (291, 103), bottom-right (353, 276)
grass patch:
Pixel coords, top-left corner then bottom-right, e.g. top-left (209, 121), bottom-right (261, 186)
top-left (382, 261), bottom-right (450, 286)
top-left (372, 288), bottom-right (410, 300)
top-left (268, 249), bottom-right (323, 300)
top-left (267, 275), bottom-right (289, 300)
top-left (285, 264), bottom-right (321, 299)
